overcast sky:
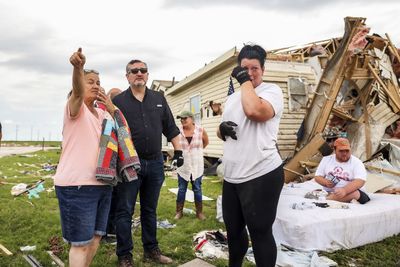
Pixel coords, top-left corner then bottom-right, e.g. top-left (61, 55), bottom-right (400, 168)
top-left (0, 0), bottom-right (399, 141)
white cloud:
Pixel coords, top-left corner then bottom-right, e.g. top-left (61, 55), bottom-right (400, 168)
top-left (0, 0), bottom-right (399, 141)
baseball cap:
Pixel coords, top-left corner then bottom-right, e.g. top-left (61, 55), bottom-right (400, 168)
top-left (334, 137), bottom-right (351, 150)
top-left (176, 110), bottom-right (194, 119)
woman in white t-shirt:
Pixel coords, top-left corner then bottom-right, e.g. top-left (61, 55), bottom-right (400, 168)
top-left (217, 44), bottom-right (284, 267)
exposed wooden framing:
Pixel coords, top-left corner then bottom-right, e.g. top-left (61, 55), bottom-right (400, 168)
top-left (296, 17), bottom-right (366, 150)
top-left (284, 133), bottom-right (325, 182)
top-left (368, 63), bottom-right (400, 112)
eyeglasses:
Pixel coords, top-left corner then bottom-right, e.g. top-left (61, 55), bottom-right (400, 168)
top-left (128, 68), bottom-right (148, 74)
top-left (84, 69), bottom-right (99, 75)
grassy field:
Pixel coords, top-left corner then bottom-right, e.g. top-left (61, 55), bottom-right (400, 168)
top-left (0, 148), bottom-right (399, 266)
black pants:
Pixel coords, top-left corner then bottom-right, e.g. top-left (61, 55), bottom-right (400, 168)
top-left (222, 165), bottom-right (284, 267)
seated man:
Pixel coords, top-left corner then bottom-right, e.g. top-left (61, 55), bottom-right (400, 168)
top-left (314, 137), bottom-right (370, 204)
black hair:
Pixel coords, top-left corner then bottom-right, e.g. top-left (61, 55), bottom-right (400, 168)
top-left (126, 59), bottom-right (148, 73)
top-left (237, 44), bottom-right (267, 67)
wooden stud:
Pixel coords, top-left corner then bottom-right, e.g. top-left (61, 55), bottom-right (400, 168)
top-left (0, 243), bottom-right (12, 256)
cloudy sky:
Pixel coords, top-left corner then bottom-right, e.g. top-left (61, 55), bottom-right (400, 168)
top-left (0, 0), bottom-right (399, 141)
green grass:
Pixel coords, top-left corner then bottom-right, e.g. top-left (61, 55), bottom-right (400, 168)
top-left (0, 148), bottom-right (399, 266)
top-left (1, 141), bottom-right (61, 147)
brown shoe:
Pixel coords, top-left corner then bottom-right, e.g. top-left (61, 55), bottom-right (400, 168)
top-left (143, 248), bottom-right (173, 264)
top-left (174, 202), bottom-right (184, 220)
top-left (195, 201), bottom-right (206, 220)
top-left (118, 255), bottom-right (133, 267)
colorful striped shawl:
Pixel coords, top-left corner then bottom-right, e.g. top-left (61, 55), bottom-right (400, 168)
top-left (96, 109), bottom-right (140, 185)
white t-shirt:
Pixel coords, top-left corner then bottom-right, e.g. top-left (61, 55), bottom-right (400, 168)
top-left (222, 82), bottom-right (283, 184)
top-left (315, 154), bottom-right (367, 192)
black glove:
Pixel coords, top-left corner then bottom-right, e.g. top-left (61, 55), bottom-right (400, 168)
top-left (231, 66), bottom-right (251, 85)
top-left (172, 150), bottom-right (184, 167)
top-left (219, 121), bottom-right (238, 141)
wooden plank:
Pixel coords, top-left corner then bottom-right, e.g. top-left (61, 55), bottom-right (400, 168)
top-left (284, 133), bottom-right (325, 182)
top-left (365, 165), bottom-right (400, 176)
top-left (331, 107), bottom-right (357, 121)
top-left (0, 243), bottom-right (13, 256)
top-left (47, 251), bottom-right (65, 267)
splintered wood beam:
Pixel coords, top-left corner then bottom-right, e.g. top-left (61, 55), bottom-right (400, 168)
top-left (385, 33), bottom-right (400, 63)
top-left (297, 17), bottom-right (366, 150)
top-left (284, 133), bottom-right (325, 182)
top-left (368, 63), bottom-right (400, 112)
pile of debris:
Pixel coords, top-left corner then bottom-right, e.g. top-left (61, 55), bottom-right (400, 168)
top-left (273, 17), bottom-right (400, 193)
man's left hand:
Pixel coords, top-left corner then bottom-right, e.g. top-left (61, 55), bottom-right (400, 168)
top-left (333, 187), bottom-right (347, 199)
top-left (172, 150), bottom-right (184, 167)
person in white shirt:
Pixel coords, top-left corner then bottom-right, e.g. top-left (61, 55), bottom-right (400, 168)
top-left (217, 44), bottom-right (284, 267)
top-left (315, 137), bottom-right (370, 204)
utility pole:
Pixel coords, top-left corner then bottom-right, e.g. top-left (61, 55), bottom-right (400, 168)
top-left (15, 125), bottom-right (19, 141)
top-left (31, 126), bottom-right (33, 141)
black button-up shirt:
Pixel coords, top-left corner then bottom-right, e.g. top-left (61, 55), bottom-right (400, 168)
top-left (113, 87), bottom-right (180, 159)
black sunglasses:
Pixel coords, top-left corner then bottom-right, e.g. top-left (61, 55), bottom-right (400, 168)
top-left (128, 68), bottom-right (148, 74)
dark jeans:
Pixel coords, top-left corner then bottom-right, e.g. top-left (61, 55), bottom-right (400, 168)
top-left (177, 174), bottom-right (203, 203)
top-left (106, 187), bottom-right (117, 235)
top-left (115, 155), bottom-right (165, 258)
top-left (222, 165), bottom-right (284, 267)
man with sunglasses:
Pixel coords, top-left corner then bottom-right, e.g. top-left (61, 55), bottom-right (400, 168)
top-left (112, 59), bottom-right (182, 266)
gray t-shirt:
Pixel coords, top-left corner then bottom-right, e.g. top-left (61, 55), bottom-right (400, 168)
top-left (222, 82), bottom-right (283, 183)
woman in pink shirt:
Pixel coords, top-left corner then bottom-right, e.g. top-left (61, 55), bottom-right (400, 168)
top-left (54, 48), bottom-right (115, 267)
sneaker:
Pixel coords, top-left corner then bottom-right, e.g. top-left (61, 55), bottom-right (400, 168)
top-left (101, 235), bottom-right (117, 245)
top-left (118, 255), bottom-right (133, 267)
top-left (143, 248), bottom-right (173, 264)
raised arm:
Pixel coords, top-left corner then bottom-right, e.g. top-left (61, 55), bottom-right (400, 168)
top-left (68, 48), bottom-right (86, 117)
top-left (232, 66), bottom-right (274, 122)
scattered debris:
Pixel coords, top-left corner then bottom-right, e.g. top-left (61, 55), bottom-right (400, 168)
top-left (183, 208), bottom-right (195, 215)
top-left (157, 219), bottom-right (176, 229)
top-left (20, 245), bottom-right (36, 252)
top-left (278, 17), bottom-right (400, 183)
top-left (11, 179), bottom-right (44, 197)
top-left (28, 183), bottom-right (45, 199)
top-left (193, 230), bottom-right (229, 260)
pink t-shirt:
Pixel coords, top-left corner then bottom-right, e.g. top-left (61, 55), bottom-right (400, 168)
top-left (54, 103), bottom-right (105, 186)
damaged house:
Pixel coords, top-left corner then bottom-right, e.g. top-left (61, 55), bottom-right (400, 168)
top-left (162, 16), bottom-right (400, 196)
top-left (282, 17), bottom-right (400, 186)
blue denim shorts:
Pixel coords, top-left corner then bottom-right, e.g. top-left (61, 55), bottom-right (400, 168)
top-left (55, 185), bottom-right (112, 246)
